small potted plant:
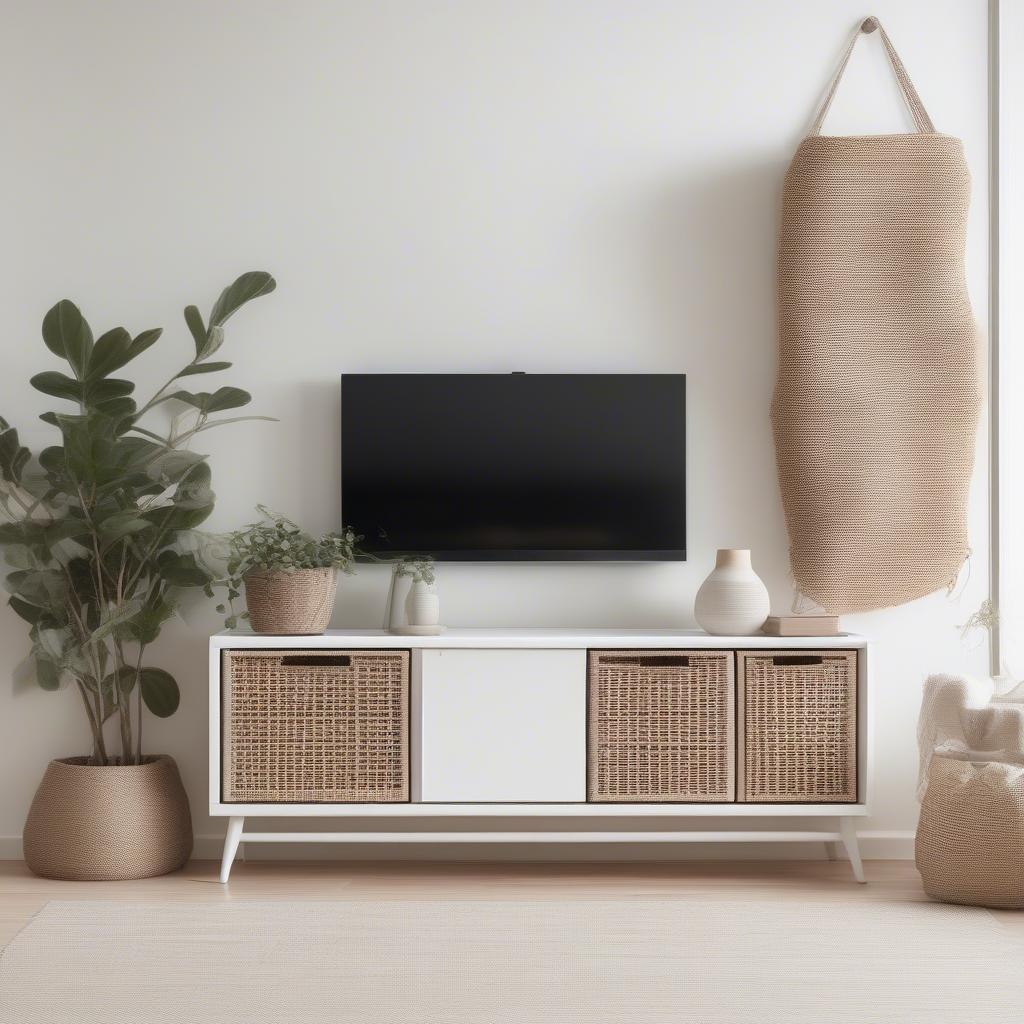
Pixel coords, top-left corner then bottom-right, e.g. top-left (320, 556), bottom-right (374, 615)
top-left (222, 509), bottom-right (359, 634)
top-left (0, 271), bottom-right (276, 879)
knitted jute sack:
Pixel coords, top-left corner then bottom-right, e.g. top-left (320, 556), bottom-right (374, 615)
top-left (916, 755), bottom-right (1024, 909)
top-left (772, 18), bottom-right (981, 614)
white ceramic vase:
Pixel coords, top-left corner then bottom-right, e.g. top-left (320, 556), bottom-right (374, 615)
top-left (694, 549), bottom-right (770, 636)
top-left (406, 580), bottom-right (440, 627)
top-left (384, 570), bottom-right (413, 630)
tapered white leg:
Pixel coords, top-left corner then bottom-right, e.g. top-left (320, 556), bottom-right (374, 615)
top-left (824, 841), bottom-right (839, 862)
top-left (220, 816), bottom-right (245, 884)
top-left (839, 817), bottom-right (865, 883)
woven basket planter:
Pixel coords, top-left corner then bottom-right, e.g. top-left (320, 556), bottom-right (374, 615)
top-left (916, 755), bottom-right (1024, 909)
top-left (244, 567), bottom-right (339, 635)
top-left (23, 755), bottom-right (192, 880)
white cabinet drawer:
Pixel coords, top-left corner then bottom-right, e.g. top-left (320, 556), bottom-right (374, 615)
top-left (416, 649), bottom-right (586, 802)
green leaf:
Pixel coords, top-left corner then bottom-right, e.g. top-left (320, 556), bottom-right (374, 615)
top-left (5, 568), bottom-right (66, 607)
top-left (172, 459), bottom-right (214, 512)
top-left (87, 328), bottom-right (133, 379)
top-left (124, 599), bottom-right (175, 644)
top-left (184, 305), bottom-right (207, 357)
top-left (36, 627), bottom-right (68, 662)
top-left (42, 300), bottom-right (93, 378)
top-left (156, 550), bottom-right (211, 587)
top-left (90, 598), bottom-right (145, 642)
top-left (97, 509), bottom-right (152, 544)
top-left (208, 272), bottom-right (276, 329)
top-left (98, 397), bottom-right (138, 431)
top-left (201, 325), bottom-right (225, 358)
top-left (35, 656), bottom-right (61, 691)
top-left (177, 361), bottom-right (232, 376)
top-left (8, 595), bottom-right (43, 624)
top-left (83, 377), bottom-right (134, 407)
top-left (145, 448), bottom-right (204, 486)
top-left (128, 328), bottom-right (163, 360)
top-left (207, 386), bottom-right (252, 412)
top-left (168, 386), bottom-right (251, 414)
top-left (30, 371), bottom-right (82, 403)
top-left (110, 665), bottom-right (138, 696)
top-left (140, 667), bottom-right (179, 717)
top-left (53, 413), bottom-right (117, 484)
top-left (0, 419), bottom-right (31, 484)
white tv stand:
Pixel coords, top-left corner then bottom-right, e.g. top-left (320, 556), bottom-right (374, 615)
top-left (210, 629), bottom-right (871, 882)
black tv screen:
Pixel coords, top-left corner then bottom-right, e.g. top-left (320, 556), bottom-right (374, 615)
top-left (341, 373), bottom-right (686, 561)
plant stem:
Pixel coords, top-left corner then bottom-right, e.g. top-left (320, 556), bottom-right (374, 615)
top-left (131, 359), bottom-right (202, 422)
top-left (112, 639), bottom-right (133, 765)
top-left (135, 645), bottom-right (145, 765)
top-left (75, 678), bottom-right (105, 765)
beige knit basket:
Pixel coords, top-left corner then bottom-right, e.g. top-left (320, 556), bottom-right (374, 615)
top-left (773, 19), bottom-right (980, 614)
top-left (244, 567), bottom-right (339, 635)
top-left (738, 651), bottom-right (857, 803)
top-left (588, 651), bottom-right (735, 802)
top-left (916, 755), bottom-right (1024, 909)
top-left (222, 649), bottom-right (409, 802)
top-left (23, 755), bottom-right (193, 880)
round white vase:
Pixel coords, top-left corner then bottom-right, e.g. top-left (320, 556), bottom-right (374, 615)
top-left (406, 580), bottom-right (440, 627)
top-left (694, 549), bottom-right (770, 636)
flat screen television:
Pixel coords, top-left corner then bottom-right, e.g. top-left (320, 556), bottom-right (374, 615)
top-left (340, 373), bottom-right (686, 561)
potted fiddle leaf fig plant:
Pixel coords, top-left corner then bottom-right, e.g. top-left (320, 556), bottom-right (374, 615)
top-left (220, 508), bottom-right (359, 635)
top-left (0, 271), bottom-right (276, 880)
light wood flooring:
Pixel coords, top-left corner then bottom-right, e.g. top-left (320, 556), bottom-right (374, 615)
top-left (1, 859), bottom-right (1020, 947)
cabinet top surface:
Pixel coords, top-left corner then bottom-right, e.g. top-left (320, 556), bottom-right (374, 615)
top-left (211, 627), bottom-right (867, 649)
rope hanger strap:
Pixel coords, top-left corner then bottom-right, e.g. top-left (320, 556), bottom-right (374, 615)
top-left (808, 15), bottom-right (936, 137)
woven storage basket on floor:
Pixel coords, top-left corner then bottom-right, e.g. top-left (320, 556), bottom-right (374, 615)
top-left (738, 650), bottom-right (857, 803)
top-left (916, 755), bottom-right (1024, 909)
top-left (772, 18), bottom-right (980, 614)
top-left (222, 650), bottom-right (409, 802)
top-left (588, 651), bottom-right (735, 802)
top-left (244, 567), bottom-right (339, 635)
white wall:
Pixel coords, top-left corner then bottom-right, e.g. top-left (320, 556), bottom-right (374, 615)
top-left (0, 0), bottom-right (990, 859)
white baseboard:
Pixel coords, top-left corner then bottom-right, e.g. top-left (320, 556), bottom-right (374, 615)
top-left (0, 830), bottom-right (916, 863)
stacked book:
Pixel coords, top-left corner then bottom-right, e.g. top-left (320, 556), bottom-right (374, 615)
top-left (761, 615), bottom-right (840, 637)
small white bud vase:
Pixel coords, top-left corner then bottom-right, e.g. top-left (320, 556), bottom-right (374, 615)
top-left (694, 549), bottom-right (770, 636)
top-left (406, 579), bottom-right (440, 627)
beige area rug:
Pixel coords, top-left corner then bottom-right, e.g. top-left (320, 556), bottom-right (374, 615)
top-left (1, 899), bottom-right (1022, 1023)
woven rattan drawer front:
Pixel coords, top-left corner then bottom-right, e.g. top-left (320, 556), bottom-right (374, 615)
top-left (588, 650), bottom-right (735, 802)
top-left (222, 650), bottom-right (409, 803)
top-left (738, 650), bottom-right (857, 803)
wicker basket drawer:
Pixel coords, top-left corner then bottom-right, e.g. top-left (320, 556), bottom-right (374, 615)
top-left (738, 650), bottom-right (857, 803)
top-left (587, 650), bottom-right (735, 802)
top-left (222, 650), bottom-right (409, 803)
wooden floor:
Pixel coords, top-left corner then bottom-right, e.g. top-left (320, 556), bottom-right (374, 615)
top-left (2, 856), bottom-right (1015, 942)
top-left (1, 859), bottom-right (1019, 947)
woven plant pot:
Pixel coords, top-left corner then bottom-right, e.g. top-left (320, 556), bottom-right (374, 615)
top-left (23, 755), bottom-right (192, 881)
top-left (244, 567), bottom-right (339, 635)
top-left (916, 755), bottom-right (1024, 909)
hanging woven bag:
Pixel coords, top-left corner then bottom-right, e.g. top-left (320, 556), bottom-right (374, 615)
top-left (772, 17), bottom-right (981, 614)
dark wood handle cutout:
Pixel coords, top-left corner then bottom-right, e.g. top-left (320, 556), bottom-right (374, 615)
top-left (601, 655), bottom-right (690, 668)
top-left (280, 655), bottom-right (352, 667)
